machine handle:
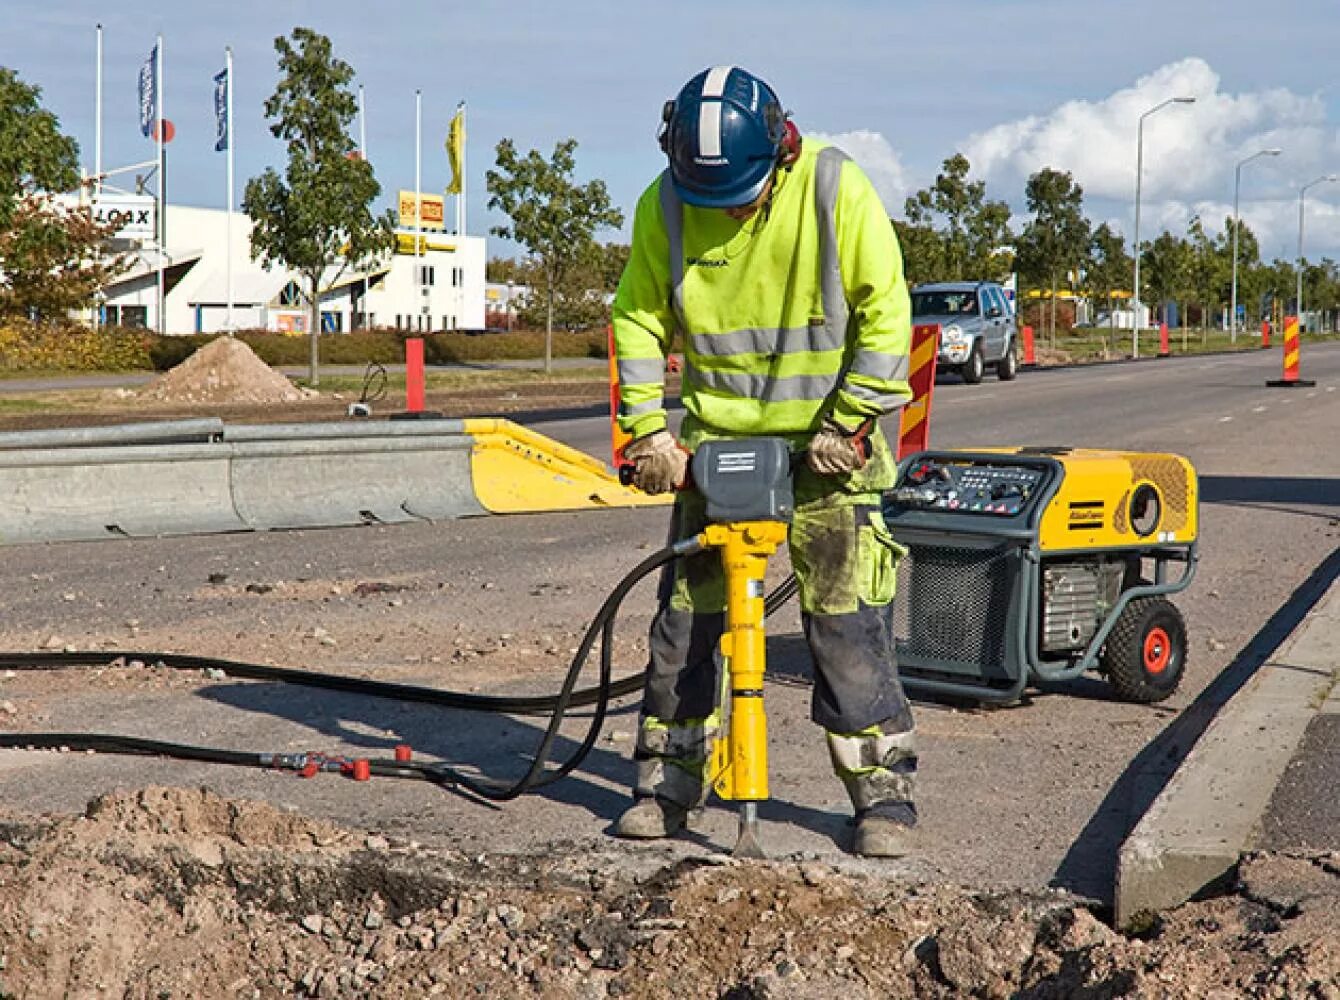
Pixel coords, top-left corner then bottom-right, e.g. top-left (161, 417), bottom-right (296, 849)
top-left (619, 436), bottom-right (872, 488)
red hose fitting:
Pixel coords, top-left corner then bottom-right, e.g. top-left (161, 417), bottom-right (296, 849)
top-left (351, 759), bottom-right (371, 781)
top-left (394, 744), bottom-right (412, 762)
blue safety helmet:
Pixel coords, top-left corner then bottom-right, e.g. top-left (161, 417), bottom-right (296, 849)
top-left (659, 66), bottom-right (786, 209)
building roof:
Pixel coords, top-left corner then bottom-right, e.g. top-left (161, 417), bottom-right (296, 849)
top-left (186, 269), bottom-right (290, 307)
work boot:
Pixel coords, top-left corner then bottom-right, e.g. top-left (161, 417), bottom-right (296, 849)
top-left (828, 723), bottom-right (918, 857)
top-left (615, 796), bottom-right (698, 839)
top-left (614, 715), bottom-right (716, 841)
top-left (853, 811), bottom-right (915, 858)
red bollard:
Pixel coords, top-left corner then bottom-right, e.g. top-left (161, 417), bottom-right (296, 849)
top-left (405, 338), bottom-right (425, 412)
top-left (1266, 316), bottom-right (1315, 387)
top-left (1158, 322), bottom-right (1170, 357)
top-left (1260, 320), bottom-right (1271, 349)
top-left (1021, 325), bottom-right (1036, 366)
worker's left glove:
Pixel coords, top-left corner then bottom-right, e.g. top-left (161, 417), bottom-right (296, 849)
top-left (624, 429), bottom-right (689, 495)
top-left (806, 418), bottom-right (872, 476)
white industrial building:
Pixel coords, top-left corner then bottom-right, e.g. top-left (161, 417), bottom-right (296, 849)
top-left (92, 201), bottom-right (486, 335)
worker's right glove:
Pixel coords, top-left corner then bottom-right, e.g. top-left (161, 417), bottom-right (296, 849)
top-left (624, 429), bottom-right (689, 495)
top-left (806, 417), bottom-right (872, 476)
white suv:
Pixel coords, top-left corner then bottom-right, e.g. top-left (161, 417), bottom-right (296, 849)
top-left (910, 281), bottom-right (1019, 384)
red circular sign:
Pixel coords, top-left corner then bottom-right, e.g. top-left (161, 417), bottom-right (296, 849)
top-left (151, 119), bottom-right (176, 143)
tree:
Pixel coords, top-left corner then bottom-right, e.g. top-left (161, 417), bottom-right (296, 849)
top-left (1016, 168), bottom-right (1090, 344)
top-left (486, 139), bottom-right (623, 372)
top-left (1084, 222), bottom-right (1131, 353)
top-left (0, 69), bottom-right (78, 229)
top-left (0, 199), bottom-right (125, 321)
top-left (0, 68), bottom-right (124, 322)
top-left (1141, 230), bottom-right (1193, 327)
top-left (1186, 216), bottom-right (1225, 337)
top-left (243, 28), bottom-right (394, 384)
top-left (902, 154), bottom-right (1013, 283)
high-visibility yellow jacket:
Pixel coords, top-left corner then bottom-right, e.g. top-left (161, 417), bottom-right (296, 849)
top-left (612, 142), bottom-right (912, 464)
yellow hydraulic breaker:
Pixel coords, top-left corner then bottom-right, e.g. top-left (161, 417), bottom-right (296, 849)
top-left (704, 519), bottom-right (789, 858)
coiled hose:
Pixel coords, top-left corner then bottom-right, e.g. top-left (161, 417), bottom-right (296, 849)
top-left (0, 541), bottom-right (803, 801)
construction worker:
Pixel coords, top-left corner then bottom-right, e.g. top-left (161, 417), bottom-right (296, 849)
top-left (611, 66), bottom-right (917, 857)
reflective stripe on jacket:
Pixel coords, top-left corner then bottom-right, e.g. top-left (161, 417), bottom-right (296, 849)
top-left (612, 141), bottom-right (913, 444)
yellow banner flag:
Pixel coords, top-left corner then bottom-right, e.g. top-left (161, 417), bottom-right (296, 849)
top-left (445, 105), bottom-right (465, 195)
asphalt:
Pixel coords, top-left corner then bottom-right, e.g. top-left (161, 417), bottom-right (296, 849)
top-left (0, 340), bottom-right (1336, 909)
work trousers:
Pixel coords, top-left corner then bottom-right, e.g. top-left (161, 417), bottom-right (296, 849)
top-left (633, 475), bottom-right (918, 823)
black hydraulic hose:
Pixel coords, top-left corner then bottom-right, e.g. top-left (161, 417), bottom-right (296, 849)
top-left (0, 538), bottom-right (702, 802)
top-left (0, 575), bottom-right (801, 716)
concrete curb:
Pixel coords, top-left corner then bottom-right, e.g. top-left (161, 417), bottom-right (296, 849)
top-left (1115, 576), bottom-right (1340, 926)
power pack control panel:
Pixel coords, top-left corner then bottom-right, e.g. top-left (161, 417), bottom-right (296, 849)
top-left (890, 457), bottom-right (1048, 518)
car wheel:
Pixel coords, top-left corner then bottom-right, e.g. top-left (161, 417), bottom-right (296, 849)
top-left (996, 340), bottom-right (1018, 381)
top-left (961, 343), bottom-right (985, 384)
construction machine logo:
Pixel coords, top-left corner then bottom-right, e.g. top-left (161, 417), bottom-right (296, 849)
top-left (1067, 500), bottom-right (1105, 530)
top-left (686, 257), bottom-right (729, 268)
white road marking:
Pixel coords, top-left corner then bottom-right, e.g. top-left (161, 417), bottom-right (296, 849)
top-left (1252, 405), bottom-right (1267, 413)
top-left (1219, 415), bottom-right (1233, 422)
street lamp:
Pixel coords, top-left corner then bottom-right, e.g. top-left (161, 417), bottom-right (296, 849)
top-left (1132, 97), bottom-right (1195, 358)
top-left (1230, 147), bottom-right (1282, 342)
top-left (1296, 174), bottom-right (1338, 333)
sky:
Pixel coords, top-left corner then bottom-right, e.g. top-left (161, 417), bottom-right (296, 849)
top-left (4, 0), bottom-right (1340, 265)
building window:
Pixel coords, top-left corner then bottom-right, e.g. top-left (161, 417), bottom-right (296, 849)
top-left (278, 281), bottom-right (303, 307)
top-left (442, 315), bottom-right (450, 331)
top-left (120, 305), bottom-right (148, 328)
top-left (419, 265), bottom-right (435, 286)
top-left (450, 267), bottom-right (464, 288)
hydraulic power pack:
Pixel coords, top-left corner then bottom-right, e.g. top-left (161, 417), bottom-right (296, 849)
top-left (884, 447), bottom-right (1198, 703)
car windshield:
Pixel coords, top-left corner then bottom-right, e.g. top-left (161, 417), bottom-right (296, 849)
top-left (911, 291), bottom-right (978, 317)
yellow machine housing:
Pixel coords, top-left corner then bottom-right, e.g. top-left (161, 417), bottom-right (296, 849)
top-left (885, 447), bottom-right (1199, 704)
top-left (987, 448), bottom-right (1199, 551)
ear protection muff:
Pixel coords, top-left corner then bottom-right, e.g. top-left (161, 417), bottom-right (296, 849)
top-left (657, 99), bottom-right (676, 154)
top-left (778, 117), bottom-right (802, 168)
top-left (763, 100), bottom-right (802, 168)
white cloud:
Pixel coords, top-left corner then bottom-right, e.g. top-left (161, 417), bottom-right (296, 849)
top-left (809, 130), bottom-right (910, 214)
top-left (957, 58), bottom-right (1340, 258)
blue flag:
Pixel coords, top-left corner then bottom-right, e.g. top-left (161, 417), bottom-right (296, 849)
top-left (138, 45), bottom-right (158, 138)
top-left (213, 66), bottom-right (229, 151)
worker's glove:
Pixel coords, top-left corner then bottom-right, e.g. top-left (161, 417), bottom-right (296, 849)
top-left (806, 418), bottom-right (872, 476)
top-left (624, 429), bottom-right (689, 495)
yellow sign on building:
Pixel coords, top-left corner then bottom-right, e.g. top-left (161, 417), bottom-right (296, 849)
top-left (398, 190), bottom-right (445, 230)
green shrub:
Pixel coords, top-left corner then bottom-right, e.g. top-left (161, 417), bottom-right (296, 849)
top-left (0, 321), bottom-right (152, 371)
top-left (0, 323), bottom-right (611, 373)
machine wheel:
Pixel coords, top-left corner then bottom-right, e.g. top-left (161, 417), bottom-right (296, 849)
top-left (996, 340), bottom-right (1019, 381)
top-left (1101, 596), bottom-right (1187, 703)
top-left (961, 343), bottom-right (985, 384)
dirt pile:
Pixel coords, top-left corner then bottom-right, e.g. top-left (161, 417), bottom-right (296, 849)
top-left (137, 336), bottom-right (308, 405)
top-left (0, 786), bottom-right (1335, 998)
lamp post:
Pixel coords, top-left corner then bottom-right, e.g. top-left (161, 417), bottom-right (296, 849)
top-left (1230, 147), bottom-right (1282, 342)
top-left (1297, 174), bottom-right (1338, 333)
top-left (1132, 97), bottom-right (1195, 358)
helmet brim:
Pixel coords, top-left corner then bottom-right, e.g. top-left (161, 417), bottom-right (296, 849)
top-left (672, 167), bottom-right (773, 210)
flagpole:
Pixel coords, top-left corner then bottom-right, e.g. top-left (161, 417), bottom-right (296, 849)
top-left (358, 84), bottom-right (367, 330)
top-left (156, 33), bottom-right (165, 337)
top-left (415, 88), bottom-right (422, 332)
top-left (94, 24), bottom-right (103, 196)
top-left (457, 101), bottom-right (466, 236)
top-left (225, 46), bottom-right (234, 333)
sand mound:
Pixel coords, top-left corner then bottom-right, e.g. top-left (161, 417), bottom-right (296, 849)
top-left (139, 336), bottom-right (306, 404)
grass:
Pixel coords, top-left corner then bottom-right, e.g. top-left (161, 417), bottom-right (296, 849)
top-left (291, 366), bottom-right (611, 393)
top-left (1032, 328), bottom-right (1340, 363)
